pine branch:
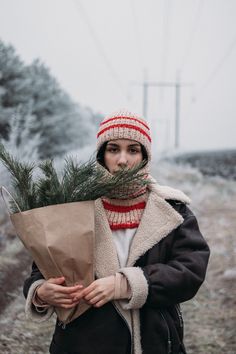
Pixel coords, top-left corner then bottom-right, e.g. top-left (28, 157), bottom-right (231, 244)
top-left (61, 157), bottom-right (97, 202)
top-left (0, 143), bottom-right (36, 210)
top-left (36, 159), bottom-right (63, 206)
top-left (97, 162), bottom-right (149, 199)
top-left (0, 144), bottom-right (152, 213)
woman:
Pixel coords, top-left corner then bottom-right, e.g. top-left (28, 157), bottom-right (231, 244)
top-left (24, 111), bottom-right (210, 354)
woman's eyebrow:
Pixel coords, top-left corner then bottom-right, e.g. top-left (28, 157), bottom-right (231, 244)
top-left (106, 142), bottom-right (141, 147)
top-left (107, 143), bottom-right (119, 147)
top-left (128, 144), bottom-right (141, 147)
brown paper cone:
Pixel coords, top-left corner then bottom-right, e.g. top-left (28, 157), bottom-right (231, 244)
top-left (10, 200), bottom-right (95, 324)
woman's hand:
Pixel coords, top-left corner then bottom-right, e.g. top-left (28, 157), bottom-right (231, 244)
top-left (36, 277), bottom-right (84, 309)
top-left (73, 276), bottom-right (115, 308)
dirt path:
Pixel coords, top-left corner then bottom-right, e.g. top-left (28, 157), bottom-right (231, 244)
top-left (0, 162), bottom-right (235, 353)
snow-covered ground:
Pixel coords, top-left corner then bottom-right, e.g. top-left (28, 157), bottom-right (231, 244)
top-left (0, 159), bottom-right (235, 353)
top-left (168, 149), bottom-right (236, 180)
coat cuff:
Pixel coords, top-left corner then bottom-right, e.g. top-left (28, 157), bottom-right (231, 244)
top-left (118, 267), bottom-right (149, 309)
top-left (25, 279), bottom-right (54, 322)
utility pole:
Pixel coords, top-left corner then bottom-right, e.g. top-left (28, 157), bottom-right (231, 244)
top-left (142, 69), bottom-right (148, 119)
top-left (175, 77), bottom-right (180, 148)
top-left (132, 75), bottom-right (193, 148)
top-left (143, 81), bottom-right (148, 118)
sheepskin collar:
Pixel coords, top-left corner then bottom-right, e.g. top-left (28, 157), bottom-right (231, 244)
top-left (94, 180), bottom-right (190, 278)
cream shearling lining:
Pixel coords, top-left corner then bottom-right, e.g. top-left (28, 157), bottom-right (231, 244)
top-left (25, 279), bottom-right (54, 322)
top-left (149, 178), bottom-right (191, 205)
top-left (118, 267), bottom-right (149, 310)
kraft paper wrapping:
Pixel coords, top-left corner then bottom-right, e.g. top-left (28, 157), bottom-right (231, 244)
top-left (10, 200), bottom-right (95, 324)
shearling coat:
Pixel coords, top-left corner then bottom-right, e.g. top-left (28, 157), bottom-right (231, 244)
top-left (23, 183), bottom-right (210, 354)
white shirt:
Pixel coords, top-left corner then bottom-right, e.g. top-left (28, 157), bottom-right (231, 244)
top-left (112, 228), bottom-right (137, 267)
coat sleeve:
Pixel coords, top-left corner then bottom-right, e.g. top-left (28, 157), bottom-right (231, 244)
top-left (23, 262), bottom-right (45, 298)
top-left (142, 206), bottom-right (210, 307)
top-left (23, 262), bottom-right (54, 321)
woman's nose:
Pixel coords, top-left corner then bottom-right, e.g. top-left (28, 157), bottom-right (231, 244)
top-left (117, 153), bottom-right (128, 167)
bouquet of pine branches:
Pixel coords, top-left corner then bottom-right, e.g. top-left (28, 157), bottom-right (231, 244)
top-left (0, 143), bottom-right (150, 324)
top-left (0, 143), bottom-right (149, 212)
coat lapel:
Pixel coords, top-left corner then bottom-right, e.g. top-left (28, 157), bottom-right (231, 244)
top-left (95, 182), bottom-right (186, 275)
top-left (127, 188), bottom-right (184, 266)
top-left (94, 198), bottom-right (120, 278)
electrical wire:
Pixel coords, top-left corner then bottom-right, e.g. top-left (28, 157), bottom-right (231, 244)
top-left (196, 33), bottom-right (236, 99)
top-left (159, 0), bottom-right (172, 104)
top-left (160, 0), bottom-right (172, 82)
top-left (179, 0), bottom-right (205, 74)
top-left (72, 0), bottom-right (127, 99)
top-left (129, 0), bottom-right (145, 73)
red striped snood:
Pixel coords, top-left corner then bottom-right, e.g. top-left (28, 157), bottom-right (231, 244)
top-left (102, 191), bottom-right (148, 230)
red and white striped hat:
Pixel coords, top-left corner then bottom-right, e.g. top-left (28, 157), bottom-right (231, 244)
top-left (96, 110), bottom-right (152, 160)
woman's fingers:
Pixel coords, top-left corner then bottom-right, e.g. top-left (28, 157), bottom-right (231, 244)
top-left (93, 299), bottom-right (106, 308)
top-left (55, 284), bottom-right (84, 294)
top-left (82, 282), bottom-right (96, 296)
top-left (84, 289), bottom-right (99, 301)
top-left (72, 289), bottom-right (98, 303)
top-left (54, 291), bottom-right (82, 300)
top-left (47, 277), bottom-right (84, 294)
top-left (79, 276), bottom-right (115, 305)
top-left (56, 298), bottom-right (74, 305)
top-left (37, 280), bottom-right (84, 305)
top-left (37, 276), bottom-right (114, 308)
top-left (87, 294), bottom-right (104, 305)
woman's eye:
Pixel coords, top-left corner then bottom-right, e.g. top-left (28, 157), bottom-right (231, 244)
top-left (129, 149), bottom-right (139, 154)
top-left (107, 148), bottom-right (118, 153)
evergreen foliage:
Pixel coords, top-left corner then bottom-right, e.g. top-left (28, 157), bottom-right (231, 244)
top-left (0, 144), bottom-right (150, 213)
top-left (0, 143), bottom-right (36, 211)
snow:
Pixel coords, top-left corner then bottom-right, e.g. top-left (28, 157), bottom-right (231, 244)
top-left (0, 158), bottom-right (236, 350)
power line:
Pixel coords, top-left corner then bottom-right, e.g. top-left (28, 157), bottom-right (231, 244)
top-left (179, 0), bottom-right (205, 73)
top-left (197, 33), bottom-right (236, 98)
top-left (161, 0), bottom-right (172, 80)
top-left (72, 0), bottom-right (127, 99)
top-left (160, 0), bottom-right (172, 102)
top-left (129, 0), bottom-right (145, 72)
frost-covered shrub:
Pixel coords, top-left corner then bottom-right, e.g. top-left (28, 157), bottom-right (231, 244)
top-left (0, 40), bottom-right (101, 161)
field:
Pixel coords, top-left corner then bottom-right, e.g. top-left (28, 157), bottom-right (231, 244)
top-left (0, 157), bottom-right (235, 353)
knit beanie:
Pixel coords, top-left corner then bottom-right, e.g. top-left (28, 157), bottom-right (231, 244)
top-left (96, 110), bottom-right (151, 163)
top-left (96, 110), bottom-right (151, 230)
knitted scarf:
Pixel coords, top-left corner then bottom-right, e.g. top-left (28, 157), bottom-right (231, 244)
top-left (99, 164), bottom-right (149, 230)
top-left (102, 191), bottom-right (148, 230)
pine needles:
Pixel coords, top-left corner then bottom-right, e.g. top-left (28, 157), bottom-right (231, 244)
top-left (0, 143), bottom-right (150, 213)
top-left (0, 143), bottom-right (36, 212)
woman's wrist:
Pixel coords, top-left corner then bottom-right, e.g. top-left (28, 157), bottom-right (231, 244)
top-left (32, 285), bottom-right (49, 308)
top-left (114, 273), bottom-right (131, 300)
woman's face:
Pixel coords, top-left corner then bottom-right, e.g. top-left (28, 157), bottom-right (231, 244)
top-left (104, 139), bottom-right (143, 174)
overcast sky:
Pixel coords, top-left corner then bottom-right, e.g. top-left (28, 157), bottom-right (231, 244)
top-left (0, 0), bottom-right (236, 153)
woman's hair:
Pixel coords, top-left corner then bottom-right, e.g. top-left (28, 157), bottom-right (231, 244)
top-left (96, 142), bottom-right (108, 167)
top-left (96, 141), bottom-right (148, 168)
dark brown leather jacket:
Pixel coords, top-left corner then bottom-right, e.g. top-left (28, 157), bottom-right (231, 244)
top-left (24, 200), bottom-right (210, 354)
